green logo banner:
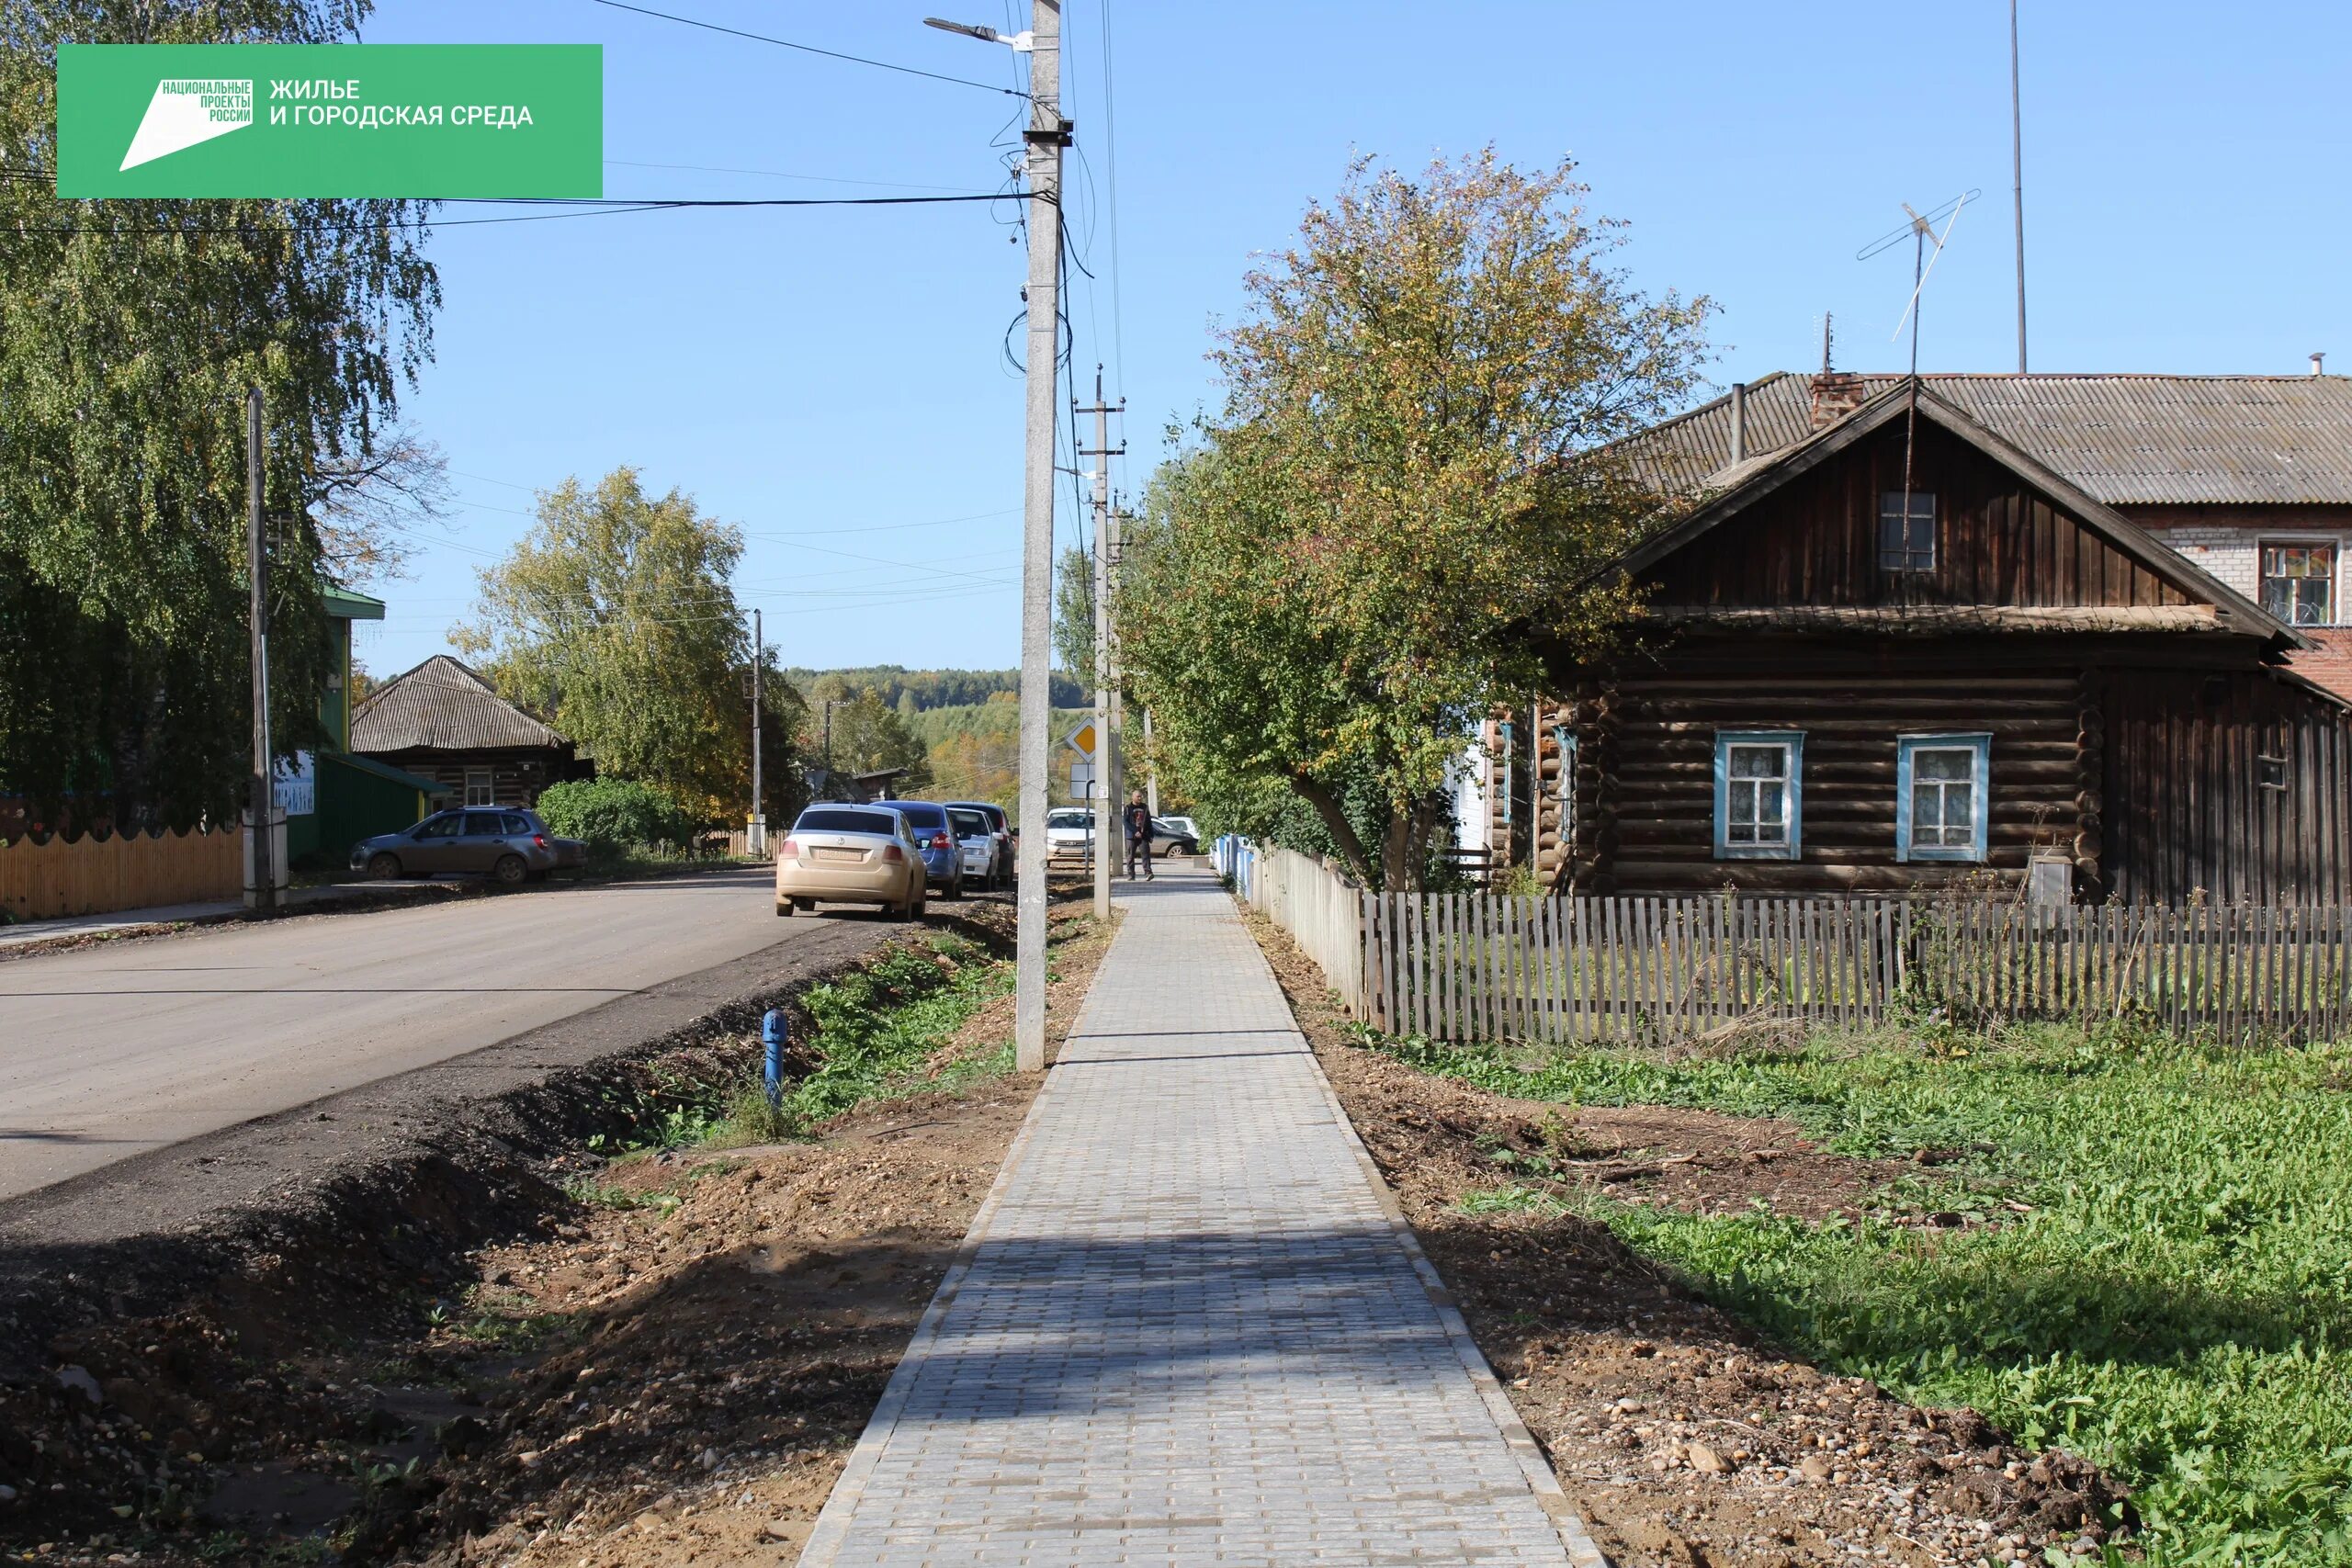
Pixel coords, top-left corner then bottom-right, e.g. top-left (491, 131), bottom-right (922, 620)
top-left (56, 44), bottom-right (602, 197)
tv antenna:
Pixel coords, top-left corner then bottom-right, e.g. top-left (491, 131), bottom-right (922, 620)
top-left (1858, 189), bottom-right (1977, 587)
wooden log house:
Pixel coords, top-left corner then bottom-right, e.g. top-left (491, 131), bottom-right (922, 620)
top-left (1490, 378), bottom-right (2352, 903)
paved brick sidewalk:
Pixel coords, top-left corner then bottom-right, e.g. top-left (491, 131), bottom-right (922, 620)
top-left (800, 866), bottom-right (1602, 1566)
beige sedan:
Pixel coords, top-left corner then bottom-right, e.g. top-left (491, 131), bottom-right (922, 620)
top-left (775, 804), bottom-right (928, 919)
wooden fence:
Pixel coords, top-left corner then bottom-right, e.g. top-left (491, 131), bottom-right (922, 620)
top-left (1213, 837), bottom-right (2352, 1046)
top-left (1354, 895), bottom-right (2352, 1046)
top-left (0, 826), bottom-right (243, 921)
top-left (1227, 841), bottom-right (1364, 1005)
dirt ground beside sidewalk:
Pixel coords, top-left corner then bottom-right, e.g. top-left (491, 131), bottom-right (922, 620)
top-left (1251, 916), bottom-right (2126, 1568)
top-left (0, 888), bottom-right (1117, 1568)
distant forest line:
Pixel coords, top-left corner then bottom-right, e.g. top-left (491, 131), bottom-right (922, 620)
top-left (785, 666), bottom-right (1086, 712)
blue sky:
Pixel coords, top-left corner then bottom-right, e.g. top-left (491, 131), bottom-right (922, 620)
top-left (352, 0), bottom-right (2352, 679)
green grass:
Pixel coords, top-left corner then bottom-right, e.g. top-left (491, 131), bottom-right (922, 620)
top-left (772, 935), bottom-right (1014, 1126)
top-left (1369, 1021), bottom-right (2352, 1567)
top-left (591, 936), bottom-right (1014, 1163)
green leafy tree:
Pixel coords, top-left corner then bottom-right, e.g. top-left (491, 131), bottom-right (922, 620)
top-left (807, 685), bottom-right (932, 789)
top-left (454, 468), bottom-right (800, 820)
top-left (0, 0), bottom-right (439, 827)
top-left (1054, 542), bottom-right (1095, 691)
top-left (535, 777), bottom-right (697, 856)
top-left (1118, 150), bottom-right (1713, 888)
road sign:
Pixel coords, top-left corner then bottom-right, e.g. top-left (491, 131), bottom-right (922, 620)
top-left (1063, 720), bottom-right (1097, 758)
top-left (1070, 761), bottom-right (1095, 798)
top-left (56, 44), bottom-right (603, 197)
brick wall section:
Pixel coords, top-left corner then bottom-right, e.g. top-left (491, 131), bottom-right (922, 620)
top-left (2147, 527), bottom-right (2266, 600)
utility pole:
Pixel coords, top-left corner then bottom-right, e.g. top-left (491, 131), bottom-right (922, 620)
top-left (244, 388), bottom-right (277, 911)
top-left (2011, 0), bottom-right (2028, 374)
top-left (748, 607), bottom-right (765, 857)
top-left (1012, 0), bottom-right (1067, 1073)
top-left (924, 0), bottom-right (1067, 1069)
top-left (1078, 367), bottom-right (1124, 919)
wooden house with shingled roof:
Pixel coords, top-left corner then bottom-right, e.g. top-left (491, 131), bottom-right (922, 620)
top-left (1473, 372), bottom-right (2352, 905)
top-left (350, 655), bottom-right (586, 809)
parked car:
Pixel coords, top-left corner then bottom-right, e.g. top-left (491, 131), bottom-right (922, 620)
top-left (1046, 806), bottom-right (1098, 863)
top-left (351, 808), bottom-right (585, 886)
top-left (774, 804), bottom-right (926, 919)
top-left (945, 799), bottom-right (1013, 886)
top-left (1151, 816), bottom-right (1201, 855)
top-left (889, 801), bottom-right (966, 898)
top-left (948, 805), bottom-right (1008, 892)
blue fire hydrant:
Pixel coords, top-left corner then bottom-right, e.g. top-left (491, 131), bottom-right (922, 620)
top-left (763, 1009), bottom-right (788, 1110)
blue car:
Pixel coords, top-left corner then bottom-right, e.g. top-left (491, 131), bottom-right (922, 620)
top-left (890, 801), bottom-right (966, 899)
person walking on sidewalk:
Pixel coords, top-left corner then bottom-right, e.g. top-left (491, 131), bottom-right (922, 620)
top-left (1122, 790), bottom-right (1155, 881)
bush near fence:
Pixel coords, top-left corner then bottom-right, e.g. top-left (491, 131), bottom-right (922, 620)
top-left (1226, 839), bottom-right (2352, 1046)
top-left (0, 826), bottom-right (243, 921)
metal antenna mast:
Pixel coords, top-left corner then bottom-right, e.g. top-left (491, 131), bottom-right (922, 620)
top-left (2011, 0), bottom-right (2029, 373)
top-left (1859, 191), bottom-right (1975, 590)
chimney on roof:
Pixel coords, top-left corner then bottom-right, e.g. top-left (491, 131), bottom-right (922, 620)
top-left (1729, 382), bottom-right (1747, 463)
top-left (2313, 351), bottom-right (2327, 377)
top-left (1809, 371), bottom-right (1868, 431)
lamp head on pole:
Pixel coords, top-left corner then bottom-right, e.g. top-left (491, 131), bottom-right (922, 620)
top-left (923, 17), bottom-right (1033, 50)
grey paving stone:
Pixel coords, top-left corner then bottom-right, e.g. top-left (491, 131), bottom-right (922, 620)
top-left (799, 867), bottom-right (1600, 1567)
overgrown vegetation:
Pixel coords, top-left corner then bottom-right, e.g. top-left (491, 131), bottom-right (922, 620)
top-left (588, 936), bottom-right (1013, 1162)
top-left (536, 776), bottom-right (698, 858)
top-left (1369, 1021), bottom-right (2352, 1567)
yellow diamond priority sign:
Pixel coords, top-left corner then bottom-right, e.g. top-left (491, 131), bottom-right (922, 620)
top-left (1063, 721), bottom-right (1097, 758)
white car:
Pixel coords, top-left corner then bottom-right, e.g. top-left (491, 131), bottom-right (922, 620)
top-left (949, 805), bottom-right (1008, 892)
top-left (1046, 807), bottom-right (1099, 863)
top-left (1153, 815), bottom-right (1202, 854)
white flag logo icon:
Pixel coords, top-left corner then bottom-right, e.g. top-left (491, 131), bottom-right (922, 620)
top-left (120, 78), bottom-right (254, 171)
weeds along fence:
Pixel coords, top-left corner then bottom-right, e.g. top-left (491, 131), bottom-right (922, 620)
top-left (1216, 837), bottom-right (2352, 1044)
top-left (0, 826), bottom-right (242, 921)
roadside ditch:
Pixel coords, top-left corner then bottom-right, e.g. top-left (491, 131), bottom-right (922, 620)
top-left (0, 887), bottom-right (1116, 1567)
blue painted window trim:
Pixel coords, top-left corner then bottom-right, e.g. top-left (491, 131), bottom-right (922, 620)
top-left (1896, 733), bottom-right (1992, 863)
top-left (1554, 726), bottom-right (1577, 844)
top-left (1713, 730), bottom-right (1804, 861)
top-left (1498, 721), bottom-right (1514, 826)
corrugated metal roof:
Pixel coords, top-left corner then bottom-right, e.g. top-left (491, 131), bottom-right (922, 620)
top-left (350, 655), bottom-right (571, 754)
top-left (1620, 373), bottom-right (2352, 505)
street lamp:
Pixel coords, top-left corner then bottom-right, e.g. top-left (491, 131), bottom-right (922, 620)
top-left (922, 17), bottom-right (1034, 50)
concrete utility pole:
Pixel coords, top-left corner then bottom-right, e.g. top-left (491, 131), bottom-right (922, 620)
top-left (748, 607), bottom-right (765, 857)
top-left (1012, 0), bottom-right (1067, 1073)
top-left (244, 388), bottom-right (277, 911)
top-left (1079, 367), bottom-right (1124, 919)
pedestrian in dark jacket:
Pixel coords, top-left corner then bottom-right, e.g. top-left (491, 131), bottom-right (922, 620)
top-left (1123, 791), bottom-right (1154, 880)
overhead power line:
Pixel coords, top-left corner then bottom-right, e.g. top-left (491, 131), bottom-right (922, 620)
top-left (585, 0), bottom-right (1025, 97)
top-left (0, 190), bottom-right (1018, 238)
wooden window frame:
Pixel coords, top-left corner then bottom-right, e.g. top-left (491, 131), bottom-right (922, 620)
top-left (1896, 733), bottom-right (1992, 863)
top-left (1878, 490), bottom-right (1937, 574)
top-left (2258, 537), bottom-right (2338, 627)
top-left (1713, 730), bottom-right (1804, 862)
top-left (463, 767), bottom-right (495, 807)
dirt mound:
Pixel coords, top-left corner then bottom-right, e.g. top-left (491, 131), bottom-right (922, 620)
top-left (0, 894), bottom-right (1118, 1567)
top-left (1252, 916), bottom-right (2129, 1568)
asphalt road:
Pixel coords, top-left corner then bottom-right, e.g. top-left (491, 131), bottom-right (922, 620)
top-left (0, 869), bottom-right (900, 1202)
